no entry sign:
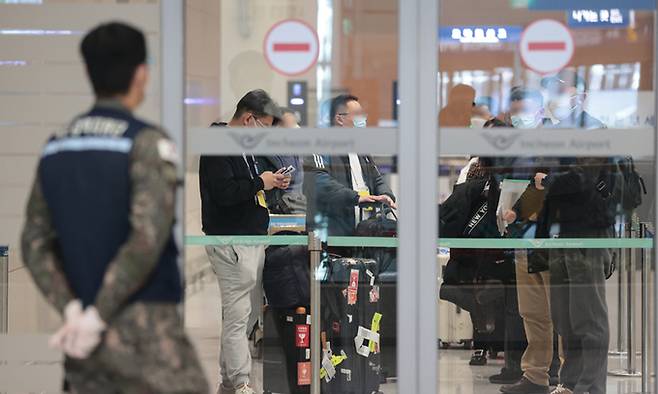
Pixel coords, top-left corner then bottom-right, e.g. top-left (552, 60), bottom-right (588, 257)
top-left (520, 19), bottom-right (574, 75)
top-left (264, 19), bottom-right (319, 76)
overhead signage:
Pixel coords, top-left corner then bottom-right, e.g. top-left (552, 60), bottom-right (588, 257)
top-left (568, 8), bottom-right (630, 28)
top-left (439, 26), bottom-right (522, 44)
top-left (511, 0), bottom-right (654, 10)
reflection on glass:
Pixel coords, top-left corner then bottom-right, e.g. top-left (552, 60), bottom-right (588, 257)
top-left (438, 3), bottom-right (654, 393)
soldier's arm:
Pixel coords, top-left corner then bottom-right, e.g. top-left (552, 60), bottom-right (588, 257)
top-left (94, 128), bottom-right (178, 323)
top-left (21, 175), bottom-right (76, 315)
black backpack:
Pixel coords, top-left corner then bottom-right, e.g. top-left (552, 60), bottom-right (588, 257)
top-left (617, 156), bottom-right (647, 211)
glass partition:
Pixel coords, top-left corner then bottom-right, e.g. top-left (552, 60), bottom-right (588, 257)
top-left (437, 1), bottom-right (656, 393)
top-left (184, 1), bottom-right (400, 392)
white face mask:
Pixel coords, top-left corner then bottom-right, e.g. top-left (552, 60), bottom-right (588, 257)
top-left (470, 117), bottom-right (487, 129)
top-left (353, 115), bottom-right (367, 128)
top-left (549, 95), bottom-right (578, 120)
top-left (511, 113), bottom-right (540, 129)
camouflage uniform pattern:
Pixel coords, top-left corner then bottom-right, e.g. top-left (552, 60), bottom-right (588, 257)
top-left (65, 302), bottom-right (208, 394)
top-left (21, 101), bottom-right (208, 393)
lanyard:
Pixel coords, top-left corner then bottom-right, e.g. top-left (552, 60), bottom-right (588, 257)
top-left (242, 153), bottom-right (259, 179)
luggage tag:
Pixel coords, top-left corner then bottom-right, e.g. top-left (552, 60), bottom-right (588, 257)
top-left (369, 313), bottom-right (382, 353)
top-left (358, 188), bottom-right (374, 213)
top-left (295, 324), bottom-right (310, 347)
top-left (354, 325), bottom-right (380, 357)
top-left (257, 190), bottom-right (268, 208)
top-left (347, 269), bottom-right (359, 305)
top-left (366, 270), bottom-right (375, 286)
top-left (369, 285), bottom-right (380, 303)
top-left (321, 353), bottom-right (336, 382)
top-left (297, 362), bottom-right (311, 386)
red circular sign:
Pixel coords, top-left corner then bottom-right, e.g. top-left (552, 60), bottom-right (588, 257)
top-left (263, 19), bottom-right (319, 76)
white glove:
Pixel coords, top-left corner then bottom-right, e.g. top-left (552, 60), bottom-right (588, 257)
top-left (49, 300), bottom-right (107, 359)
top-left (65, 306), bottom-right (107, 359)
top-left (49, 300), bottom-right (83, 350)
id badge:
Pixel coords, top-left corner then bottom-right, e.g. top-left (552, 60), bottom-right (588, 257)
top-left (257, 190), bottom-right (268, 208)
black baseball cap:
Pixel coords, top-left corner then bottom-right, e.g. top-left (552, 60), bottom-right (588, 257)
top-left (541, 69), bottom-right (587, 94)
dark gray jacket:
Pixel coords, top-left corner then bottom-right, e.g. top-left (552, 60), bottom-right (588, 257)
top-left (304, 154), bottom-right (395, 236)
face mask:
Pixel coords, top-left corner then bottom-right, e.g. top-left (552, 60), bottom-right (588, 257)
top-left (549, 95), bottom-right (578, 120)
top-left (511, 113), bottom-right (540, 129)
top-left (470, 117), bottom-right (487, 129)
top-left (353, 115), bottom-right (367, 128)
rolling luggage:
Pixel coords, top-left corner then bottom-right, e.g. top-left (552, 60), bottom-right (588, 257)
top-left (437, 249), bottom-right (473, 349)
top-left (263, 229), bottom-right (311, 394)
top-left (263, 306), bottom-right (311, 394)
top-left (353, 202), bottom-right (397, 381)
top-left (320, 255), bottom-right (382, 394)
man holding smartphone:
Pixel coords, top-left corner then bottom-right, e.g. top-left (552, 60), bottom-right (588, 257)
top-left (199, 90), bottom-right (289, 394)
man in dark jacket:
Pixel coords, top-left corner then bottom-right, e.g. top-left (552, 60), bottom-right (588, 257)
top-left (532, 71), bottom-right (613, 394)
top-left (306, 94), bottom-right (396, 236)
top-left (199, 89), bottom-right (289, 394)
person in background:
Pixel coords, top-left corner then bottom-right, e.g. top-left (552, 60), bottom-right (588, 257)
top-left (439, 84), bottom-right (476, 127)
top-left (457, 97), bottom-right (496, 184)
top-left (541, 69), bottom-right (605, 130)
top-left (21, 22), bottom-right (208, 393)
top-left (471, 100), bottom-right (494, 129)
top-left (509, 87), bottom-right (545, 130)
top-left (500, 87), bottom-right (561, 394)
top-left (199, 89), bottom-right (289, 394)
top-left (305, 94), bottom-right (395, 236)
top-left (534, 71), bottom-right (612, 394)
top-left (257, 107), bottom-right (306, 215)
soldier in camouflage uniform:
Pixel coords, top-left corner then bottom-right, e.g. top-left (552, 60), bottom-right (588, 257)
top-left (20, 22), bottom-right (208, 393)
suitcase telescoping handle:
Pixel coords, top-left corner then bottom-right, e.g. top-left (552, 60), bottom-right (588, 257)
top-left (358, 201), bottom-right (398, 222)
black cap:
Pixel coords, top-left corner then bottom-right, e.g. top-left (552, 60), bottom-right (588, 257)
top-left (541, 69), bottom-right (587, 94)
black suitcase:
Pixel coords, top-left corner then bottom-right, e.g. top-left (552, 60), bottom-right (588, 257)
top-left (263, 306), bottom-right (311, 394)
top-left (320, 255), bottom-right (382, 394)
top-left (263, 234), bottom-right (312, 394)
top-left (354, 203), bottom-right (397, 381)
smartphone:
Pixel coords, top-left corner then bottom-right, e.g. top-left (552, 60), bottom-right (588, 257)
top-left (281, 165), bottom-right (296, 176)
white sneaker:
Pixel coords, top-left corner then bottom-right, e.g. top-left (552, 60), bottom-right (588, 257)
top-left (550, 384), bottom-right (573, 394)
top-left (234, 384), bottom-right (256, 394)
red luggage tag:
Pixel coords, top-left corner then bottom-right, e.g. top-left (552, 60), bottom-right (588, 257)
top-left (295, 324), bottom-right (310, 347)
top-left (297, 361), bottom-right (311, 385)
top-left (347, 269), bottom-right (359, 305)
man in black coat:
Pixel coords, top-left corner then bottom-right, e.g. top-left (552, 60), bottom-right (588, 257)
top-left (305, 94), bottom-right (395, 236)
top-left (533, 70), bottom-right (613, 394)
top-left (199, 89), bottom-right (289, 394)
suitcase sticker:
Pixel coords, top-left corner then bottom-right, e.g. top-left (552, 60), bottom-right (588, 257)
top-left (347, 269), bottom-right (359, 305)
top-left (295, 324), bottom-right (310, 347)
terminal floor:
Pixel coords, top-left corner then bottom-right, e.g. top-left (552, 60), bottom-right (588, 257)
top-left (185, 273), bottom-right (648, 394)
top-left (0, 270), bottom-right (649, 393)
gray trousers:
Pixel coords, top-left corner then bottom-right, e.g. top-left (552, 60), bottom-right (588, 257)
top-left (206, 244), bottom-right (265, 388)
top-left (549, 230), bottom-right (611, 394)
